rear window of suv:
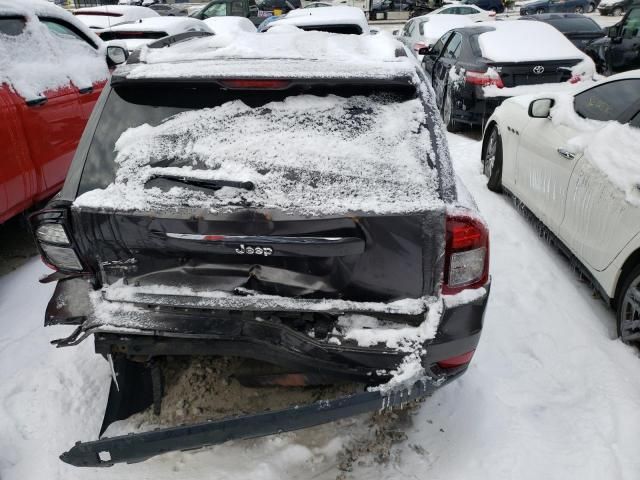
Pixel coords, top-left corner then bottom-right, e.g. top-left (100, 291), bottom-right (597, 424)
top-left (75, 81), bottom-right (447, 215)
top-left (0, 16), bottom-right (26, 36)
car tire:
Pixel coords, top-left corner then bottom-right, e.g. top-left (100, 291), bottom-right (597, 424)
top-left (441, 87), bottom-right (460, 133)
top-left (483, 125), bottom-right (503, 193)
top-left (575, 5), bottom-right (584, 13)
top-left (613, 6), bottom-right (623, 15)
top-left (617, 264), bottom-right (640, 345)
top-left (587, 2), bottom-right (595, 12)
top-left (535, 7), bottom-right (545, 13)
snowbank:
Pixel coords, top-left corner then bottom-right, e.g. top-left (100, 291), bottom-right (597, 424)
top-left (203, 16), bottom-right (256, 34)
top-left (0, 0), bottom-right (108, 99)
top-left (75, 93), bottom-right (443, 215)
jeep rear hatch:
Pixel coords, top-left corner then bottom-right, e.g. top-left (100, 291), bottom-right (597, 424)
top-left (68, 80), bottom-right (449, 304)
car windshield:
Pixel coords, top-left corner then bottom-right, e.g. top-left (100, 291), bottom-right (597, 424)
top-left (76, 81), bottom-right (444, 215)
top-left (544, 17), bottom-right (602, 33)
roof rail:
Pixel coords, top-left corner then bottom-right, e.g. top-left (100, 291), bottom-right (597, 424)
top-left (126, 31), bottom-right (214, 64)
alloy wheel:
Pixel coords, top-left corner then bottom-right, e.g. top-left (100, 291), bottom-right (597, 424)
top-left (620, 276), bottom-right (640, 344)
top-left (484, 129), bottom-right (497, 178)
top-left (613, 6), bottom-right (623, 15)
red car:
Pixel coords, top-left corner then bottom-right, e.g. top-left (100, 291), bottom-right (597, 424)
top-left (0, 0), bottom-right (123, 224)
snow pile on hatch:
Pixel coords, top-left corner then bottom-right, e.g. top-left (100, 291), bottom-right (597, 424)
top-left (75, 93), bottom-right (443, 215)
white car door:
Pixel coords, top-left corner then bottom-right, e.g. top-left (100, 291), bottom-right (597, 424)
top-left (559, 79), bottom-right (640, 271)
top-left (514, 110), bottom-right (581, 232)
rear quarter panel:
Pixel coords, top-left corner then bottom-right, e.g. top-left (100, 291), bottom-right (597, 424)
top-left (0, 85), bottom-right (35, 223)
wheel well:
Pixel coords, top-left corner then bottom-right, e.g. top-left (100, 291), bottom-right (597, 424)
top-left (614, 249), bottom-right (640, 307)
top-left (481, 120), bottom-right (498, 160)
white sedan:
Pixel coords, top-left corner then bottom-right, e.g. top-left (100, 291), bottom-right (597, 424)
top-left (394, 14), bottom-right (473, 56)
top-left (426, 3), bottom-right (496, 21)
top-left (482, 70), bottom-right (640, 345)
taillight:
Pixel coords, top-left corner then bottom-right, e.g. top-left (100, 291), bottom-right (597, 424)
top-left (219, 79), bottom-right (291, 90)
top-left (443, 212), bottom-right (489, 295)
top-left (30, 209), bottom-right (85, 272)
top-left (437, 350), bottom-right (475, 369)
top-left (465, 69), bottom-right (504, 88)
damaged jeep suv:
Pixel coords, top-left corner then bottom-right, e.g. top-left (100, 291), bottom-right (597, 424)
top-left (31, 30), bottom-right (490, 466)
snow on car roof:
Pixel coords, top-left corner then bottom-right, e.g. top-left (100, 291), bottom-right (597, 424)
top-left (118, 30), bottom-right (416, 81)
top-left (203, 16), bottom-right (257, 34)
top-left (107, 16), bottom-right (210, 35)
top-left (0, 0), bottom-right (108, 100)
top-left (414, 14), bottom-right (474, 43)
top-left (476, 20), bottom-right (586, 62)
top-left (73, 5), bottom-right (157, 16)
top-left (264, 6), bottom-right (370, 34)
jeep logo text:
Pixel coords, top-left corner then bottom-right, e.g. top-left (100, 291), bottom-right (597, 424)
top-left (235, 244), bottom-right (273, 256)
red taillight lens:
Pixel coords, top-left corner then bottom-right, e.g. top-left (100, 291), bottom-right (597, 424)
top-left (219, 79), bottom-right (291, 90)
top-left (465, 70), bottom-right (504, 88)
top-left (437, 350), bottom-right (475, 369)
top-left (443, 212), bottom-right (489, 295)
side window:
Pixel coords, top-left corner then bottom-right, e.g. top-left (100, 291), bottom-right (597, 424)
top-left (230, 0), bottom-right (245, 15)
top-left (430, 33), bottom-right (449, 57)
top-left (405, 20), bottom-right (415, 37)
top-left (39, 18), bottom-right (97, 48)
top-left (621, 9), bottom-right (640, 37)
top-left (443, 33), bottom-right (462, 59)
top-left (202, 2), bottom-right (228, 17)
top-left (574, 79), bottom-right (640, 122)
top-left (459, 6), bottom-right (476, 13)
top-left (0, 16), bottom-right (26, 36)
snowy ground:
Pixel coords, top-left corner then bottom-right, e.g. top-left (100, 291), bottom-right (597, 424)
top-left (1, 132), bottom-right (640, 480)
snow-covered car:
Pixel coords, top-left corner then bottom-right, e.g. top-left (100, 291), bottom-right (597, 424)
top-left (0, 0), bottom-right (125, 224)
top-left (260, 5), bottom-right (369, 33)
top-left (73, 5), bottom-right (159, 32)
top-left (31, 29), bottom-right (491, 466)
top-left (426, 3), bottom-right (496, 21)
top-left (99, 17), bottom-right (211, 51)
top-left (420, 20), bottom-right (596, 131)
top-left (148, 3), bottom-right (189, 16)
top-left (203, 15), bottom-right (257, 34)
top-left (394, 14), bottom-right (473, 56)
top-left (482, 70), bottom-right (640, 345)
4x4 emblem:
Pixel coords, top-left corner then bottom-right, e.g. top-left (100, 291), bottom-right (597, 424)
top-left (532, 65), bottom-right (545, 75)
top-left (235, 244), bottom-right (273, 256)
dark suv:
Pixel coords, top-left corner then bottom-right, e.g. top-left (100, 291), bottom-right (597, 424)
top-left (31, 31), bottom-right (490, 466)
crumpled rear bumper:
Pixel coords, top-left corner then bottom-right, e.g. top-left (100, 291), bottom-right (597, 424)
top-left (46, 277), bottom-right (489, 384)
top-left (60, 372), bottom-right (458, 467)
top-left (46, 277), bottom-right (489, 467)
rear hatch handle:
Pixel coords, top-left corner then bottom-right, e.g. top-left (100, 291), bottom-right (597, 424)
top-left (163, 233), bottom-right (365, 257)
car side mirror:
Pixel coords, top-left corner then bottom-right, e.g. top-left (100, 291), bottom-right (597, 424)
top-left (528, 98), bottom-right (554, 118)
top-left (413, 41), bottom-right (427, 52)
top-left (606, 25), bottom-right (619, 38)
top-left (106, 45), bottom-right (129, 67)
top-left (418, 45), bottom-right (432, 55)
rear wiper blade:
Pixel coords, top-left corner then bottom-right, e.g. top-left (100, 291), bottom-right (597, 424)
top-left (146, 174), bottom-right (254, 191)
